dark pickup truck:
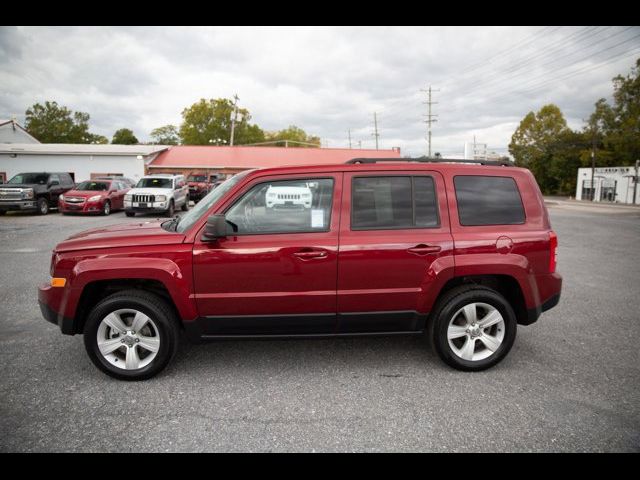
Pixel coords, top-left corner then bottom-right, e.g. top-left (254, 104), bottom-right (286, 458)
top-left (0, 172), bottom-right (75, 215)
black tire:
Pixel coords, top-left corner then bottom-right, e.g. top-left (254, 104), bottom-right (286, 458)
top-left (166, 200), bottom-right (175, 217)
top-left (0, 210), bottom-right (6, 215)
top-left (102, 200), bottom-right (111, 216)
top-left (125, 211), bottom-right (135, 217)
top-left (83, 290), bottom-right (180, 381)
top-left (428, 285), bottom-right (517, 371)
top-left (181, 197), bottom-right (189, 211)
top-left (37, 198), bottom-right (49, 215)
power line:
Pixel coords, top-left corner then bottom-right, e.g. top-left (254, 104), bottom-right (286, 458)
top-left (475, 35), bottom-right (640, 104)
top-left (456, 26), bottom-right (634, 98)
top-left (456, 26), bottom-right (561, 77)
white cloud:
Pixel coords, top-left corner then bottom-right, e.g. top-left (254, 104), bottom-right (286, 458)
top-left (1, 25), bottom-right (638, 154)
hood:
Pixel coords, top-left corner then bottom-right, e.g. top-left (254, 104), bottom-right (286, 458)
top-left (128, 187), bottom-right (173, 196)
top-left (55, 220), bottom-right (185, 252)
top-left (0, 183), bottom-right (44, 190)
top-left (64, 189), bottom-right (108, 199)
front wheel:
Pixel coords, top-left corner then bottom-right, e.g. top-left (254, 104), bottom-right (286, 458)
top-left (102, 201), bottom-right (111, 216)
top-left (125, 211), bottom-right (135, 217)
top-left (181, 197), bottom-right (189, 211)
top-left (83, 290), bottom-right (179, 381)
top-left (428, 286), bottom-right (517, 371)
top-left (166, 200), bottom-right (175, 217)
top-left (37, 198), bottom-right (49, 215)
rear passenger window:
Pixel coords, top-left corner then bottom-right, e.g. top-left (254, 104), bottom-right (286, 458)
top-left (454, 176), bottom-right (525, 226)
top-left (352, 176), bottom-right (439, 230)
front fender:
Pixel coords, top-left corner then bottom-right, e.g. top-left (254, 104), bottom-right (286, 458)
top-left (60, 255), bottom-right (197, 322)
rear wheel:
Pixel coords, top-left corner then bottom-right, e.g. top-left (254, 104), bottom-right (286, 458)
top-left (37, 198), bottom-right (49, 215)
top-left (428, 286), bottom-right (517, 371)
top-left (83, 290), bottom-right (179, 381)
top-left (102, 200), bottom-right (111, 216)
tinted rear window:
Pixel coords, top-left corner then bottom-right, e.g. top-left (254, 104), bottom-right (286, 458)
top-left (352, 176), bottom-right (439, 229)
top-left (454, 176), bottom-right (525, 226)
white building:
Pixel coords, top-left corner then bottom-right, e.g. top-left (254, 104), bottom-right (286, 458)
top-left (0, 143), bottom-right (167, 184)
top-left (0, 119), bottom-right (40, 144)
top-left (575, 165), bottom-right (640, 205)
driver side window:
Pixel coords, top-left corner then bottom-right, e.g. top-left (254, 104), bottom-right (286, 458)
top-left (226, 178), bottom-right (334, 234)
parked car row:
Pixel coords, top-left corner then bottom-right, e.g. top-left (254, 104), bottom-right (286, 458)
top-left (0, 172), bottom-right (192, 217)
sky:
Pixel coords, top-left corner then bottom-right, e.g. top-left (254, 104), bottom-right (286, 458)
top-left (1, 26), bottom-right (639, 157)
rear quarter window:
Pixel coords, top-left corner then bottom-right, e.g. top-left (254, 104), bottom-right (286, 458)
top-left (454, 175), bottom-right (525, 226)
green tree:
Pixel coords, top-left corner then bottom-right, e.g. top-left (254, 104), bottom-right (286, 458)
top-left (24, 101), bottom-right (92, 143)
top-left (179, 98), bottom-right (265, 145)
top-left (86, 133), bottom-right (109, 144)
top-left (150, 124), bottom-right (179, 145)
top-left (589, 58), bottom-right (640, 165)
top-left (112, 128), bottom-right (139, 145)
top-left (264, 125), bottom-right (321, 147)
top-left (509, 104), bottom-right (576, 194)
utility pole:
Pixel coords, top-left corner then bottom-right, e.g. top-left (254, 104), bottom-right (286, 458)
top-left (421, 86), bottom-right (439, 158)
top-left (358, 140), bottom-right (362, 149)
top-left (372, 112), bottom-right (380, 150)
top-left (634, 159), bottom-right (639, 205)
top-left (229, 94), bottom-right (239, 146)
top-left (591, 126), bottom-right (597, 201)
top-left (348, 129), bottom-right (352, 149)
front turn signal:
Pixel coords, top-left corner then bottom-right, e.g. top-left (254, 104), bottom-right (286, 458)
top-left (51, 277), bottom-right (67, 288)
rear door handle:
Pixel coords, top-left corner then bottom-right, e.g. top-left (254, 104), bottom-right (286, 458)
top-left (293, 249), bottom-right (329, 260)
top-left (407, 244), bottom-right (441, 255)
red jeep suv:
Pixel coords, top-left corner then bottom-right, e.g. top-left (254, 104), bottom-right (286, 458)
top-left (38, 158), bottom-right (562, 380)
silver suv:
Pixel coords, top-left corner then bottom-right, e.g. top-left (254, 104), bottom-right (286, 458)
top-left (124, 174), bottom-right (189, 217)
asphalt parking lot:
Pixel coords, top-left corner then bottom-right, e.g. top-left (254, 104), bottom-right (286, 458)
top-left (0, 204), bottom-right (639, 452)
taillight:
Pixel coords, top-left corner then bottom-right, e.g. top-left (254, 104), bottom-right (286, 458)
top-left (549, 231), bottom-right (558, 273)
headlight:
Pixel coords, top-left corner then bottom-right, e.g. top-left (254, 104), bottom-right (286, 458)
top-left (125, 194), bottom-right (133, 201)
top-left (87, 195), bottom-right (102, 202)
top-left (22, 188), bottom-right (34, 199)
top-left (155, 195), bottom-right (167, 202)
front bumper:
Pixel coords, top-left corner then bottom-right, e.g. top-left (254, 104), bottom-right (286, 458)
top-left (124, 201), bottom-right (169, 213)
top-left (38, 283), bottom-right (75, 334)
top-left (59, 200), bottom-right (104, 214)
top-left (0, 200), bottom-right (37, 211)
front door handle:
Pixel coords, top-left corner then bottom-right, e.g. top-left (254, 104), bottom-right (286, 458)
top-left (293, 249), bottom-right (329, 260)
top-left (407, 244), bottom-right (441, 255)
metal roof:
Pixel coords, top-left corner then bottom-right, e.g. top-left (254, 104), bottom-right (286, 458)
top-left (0, 143), bottom-right (168, 156)
top-left (148, 145), bottom-right (401, 169)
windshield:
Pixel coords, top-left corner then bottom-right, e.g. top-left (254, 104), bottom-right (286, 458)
top-left (176, 172), bottom-right (249, 233)
top-left (75, 181), bottom-right (109, 191)
top-left (8, 173), bottom-right (48, 185)
top-left (188, 175), bottom-right (206, 182)
top-left (136, 177), bottom-right (173, 189)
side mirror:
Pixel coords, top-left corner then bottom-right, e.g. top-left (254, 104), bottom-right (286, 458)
top-left (202, 214), bottom-right (228, 241)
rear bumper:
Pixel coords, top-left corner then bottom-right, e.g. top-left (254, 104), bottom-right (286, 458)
top-left (38, 283), bottom-right (75, 334)
top-left (522, 272), bottom-right (563, 325)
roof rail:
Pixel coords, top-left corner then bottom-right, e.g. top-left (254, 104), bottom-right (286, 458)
top-left (346, 157), bottom-right (515, 167)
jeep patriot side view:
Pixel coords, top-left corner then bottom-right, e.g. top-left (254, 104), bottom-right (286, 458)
top-left (38, 159), bottom-right (562, 380)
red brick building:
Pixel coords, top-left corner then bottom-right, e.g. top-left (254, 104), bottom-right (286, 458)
top-left (147, 145), bottom-right (401, 179)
